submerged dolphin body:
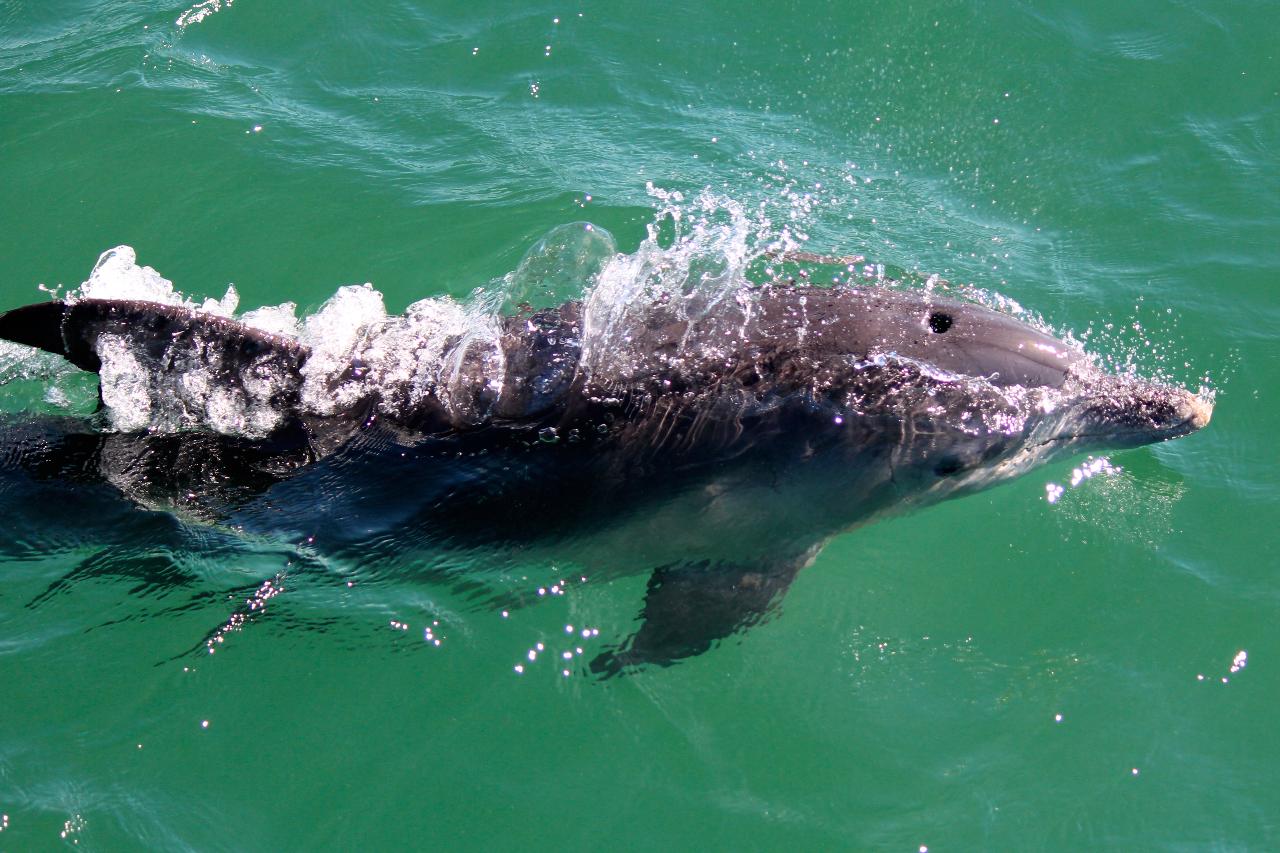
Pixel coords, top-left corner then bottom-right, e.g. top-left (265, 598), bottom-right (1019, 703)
top-left (0, 281), bottom-right (1211, 672)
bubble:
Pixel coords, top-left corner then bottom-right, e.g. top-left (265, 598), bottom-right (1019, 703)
top-left (500, 222), bottom-right (617, 312)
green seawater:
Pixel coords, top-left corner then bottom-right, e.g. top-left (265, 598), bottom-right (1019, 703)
top-left (1, 1), bottom-right (1277, 849)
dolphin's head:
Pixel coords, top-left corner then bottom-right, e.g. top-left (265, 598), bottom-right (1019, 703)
top-left (767, 286), bottom-right (1090, 390)
top-left (851, 289), bottom-right (1213, 447)
top-left (733, 286), bottom-right (1213, 521)
top-left (790, 287), bottom-right (1211, 442)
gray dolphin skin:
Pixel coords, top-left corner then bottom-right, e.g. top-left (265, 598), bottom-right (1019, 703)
top-left (0, 280), bottom-right (1211, 673)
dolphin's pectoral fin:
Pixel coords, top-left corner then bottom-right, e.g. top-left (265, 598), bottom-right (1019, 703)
top-left (24, 546), bottom-right (197, 611)
top-left (589, 557), bottom-right (805, 677)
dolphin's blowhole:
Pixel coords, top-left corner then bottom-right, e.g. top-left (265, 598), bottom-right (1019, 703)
top-left (928, 311), bottom-right (954, 334)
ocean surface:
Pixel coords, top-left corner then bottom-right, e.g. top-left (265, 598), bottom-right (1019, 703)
top-left (1, 1), bottom-right (1277, 849)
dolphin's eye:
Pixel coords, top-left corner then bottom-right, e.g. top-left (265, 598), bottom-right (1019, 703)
top-left (928, 312), bottom-right (953, 334)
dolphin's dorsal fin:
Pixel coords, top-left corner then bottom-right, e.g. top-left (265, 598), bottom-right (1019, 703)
top-left (0, 299), bottom-right (311, 375)
top-left (0, 301), bottom-right (89, 366)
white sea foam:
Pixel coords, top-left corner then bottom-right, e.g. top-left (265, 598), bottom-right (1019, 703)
top-left (297, 284), bottom-right (387, 416)
top-left (76, 246), bottom-right (184, 306)
top-left (74, 245), bottom-right (240, 316)
top-left (240, 302), bottom-right (300, 337)
top-left (96, 333), bottom-right (153, 432)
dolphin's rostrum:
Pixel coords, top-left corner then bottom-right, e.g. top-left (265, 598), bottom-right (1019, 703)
top-left (0, 274), bottom-right (1211, 673)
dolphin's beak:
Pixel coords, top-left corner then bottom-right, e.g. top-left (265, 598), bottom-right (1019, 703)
top-left (1182, 391), bottom-right (1214, 433)
top-left (1065, 373), bottom-right (1214, 449)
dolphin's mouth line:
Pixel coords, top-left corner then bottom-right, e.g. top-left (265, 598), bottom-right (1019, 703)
top-left (1027, 410), bottom-right (1206, 451)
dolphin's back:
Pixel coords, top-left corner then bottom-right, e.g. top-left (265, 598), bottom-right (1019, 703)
top-left (0, 297), bottom-right (588, 440)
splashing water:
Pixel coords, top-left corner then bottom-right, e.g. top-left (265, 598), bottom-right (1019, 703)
top-left (175, 0), bottom-right (235, 29)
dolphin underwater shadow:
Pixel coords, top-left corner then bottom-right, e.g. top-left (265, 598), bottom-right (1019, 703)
top-left (0, 254), bottom-right (1213, 674)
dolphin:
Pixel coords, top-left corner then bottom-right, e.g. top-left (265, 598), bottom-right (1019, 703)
top-left (0, 279), bottom-right (1211, 673)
